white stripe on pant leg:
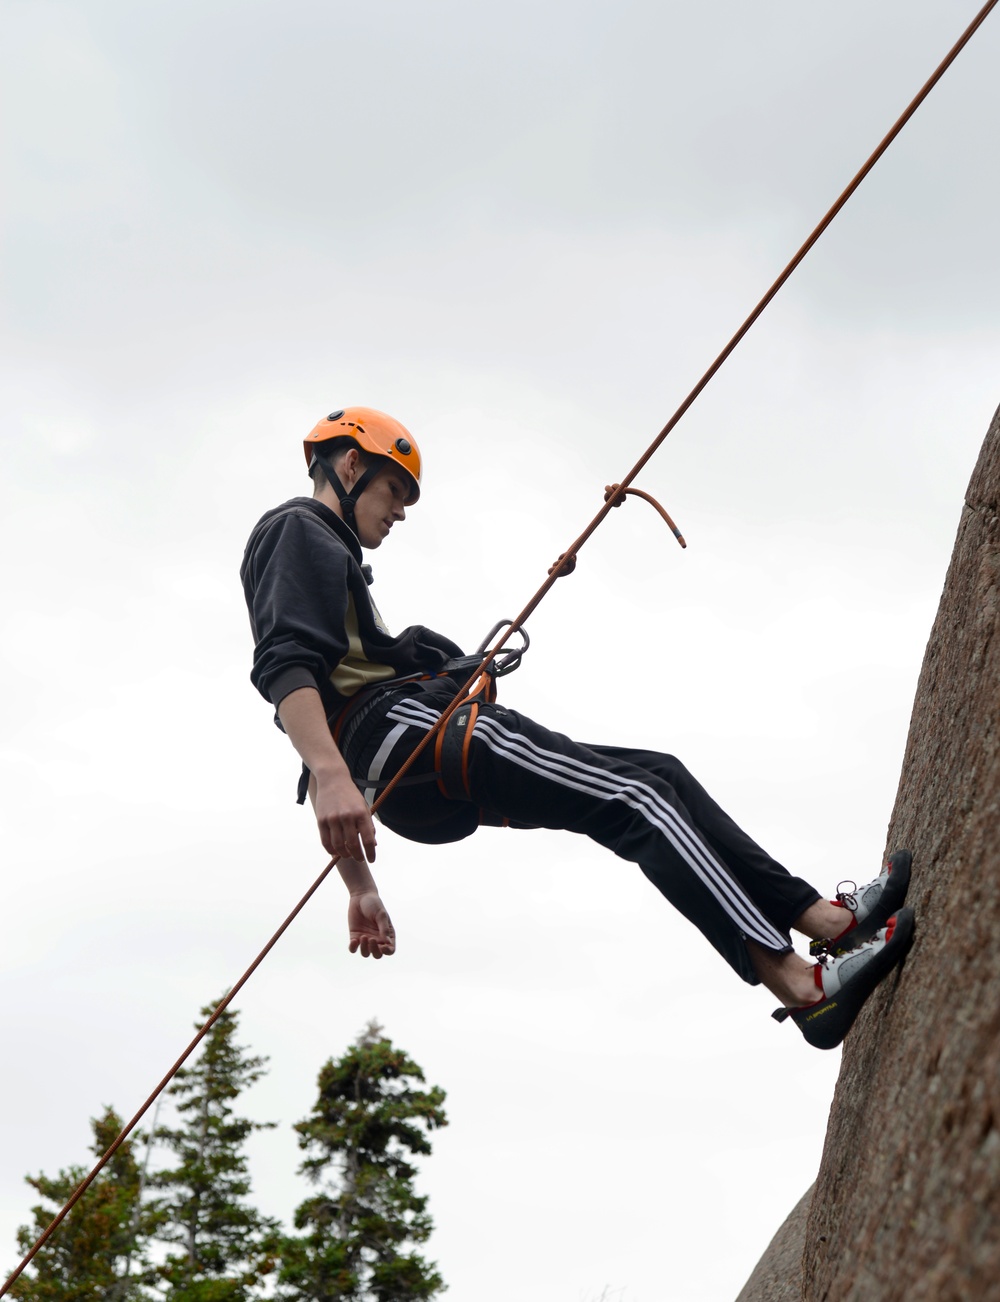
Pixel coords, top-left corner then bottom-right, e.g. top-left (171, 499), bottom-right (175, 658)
top-left (363, 722), bottom-right (411, 805)
top-left (473, 716), bottom-right (758, 916)
top-left (476, 723), bottom-right (783, 949)
top-left (386, 700), bottom-right (439, 731)
top-left (386, 696), bottom-right (789, 951)
top-left (474, 717), bottom-right (786, 949)
top-left (474, 718), bottom-right (736, 900)
top-left (388, 698), bottom-right (785, 948)
top-left (387, 695), bottom-right (487, 733)
top-left (473, 715), bottom-right (789, 951)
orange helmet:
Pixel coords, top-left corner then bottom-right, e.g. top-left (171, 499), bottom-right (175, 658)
top-left (304, 407), bottom-right (422, 505)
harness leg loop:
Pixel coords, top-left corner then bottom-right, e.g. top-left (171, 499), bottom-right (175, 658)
top-left (434, 700), bottom-right (481, 800)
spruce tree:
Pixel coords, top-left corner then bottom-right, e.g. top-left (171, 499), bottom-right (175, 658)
top-left (10, 1106), bottom-right (155, 1301)
top-left (151, 998), bottom-right (279, 1300)
top-left (277, 1021), bottom-right (448, 1302)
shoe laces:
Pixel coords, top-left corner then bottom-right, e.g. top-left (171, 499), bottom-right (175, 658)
top-left (835, 879), bottom-right (859, 913)
top-left (809, 881), bottom-right (861, 959)
top-left (821, 922), bottom-right (887, 967)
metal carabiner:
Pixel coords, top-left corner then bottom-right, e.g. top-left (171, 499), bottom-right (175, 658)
top-left (477, 619), bottom-right (531, 678)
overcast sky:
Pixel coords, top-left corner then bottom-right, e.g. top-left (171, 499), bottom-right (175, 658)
top-left (2, 2), bottom-right (998, 1299)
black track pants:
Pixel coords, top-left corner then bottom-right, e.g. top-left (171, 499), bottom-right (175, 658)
top-left (344, 681), bottom-right (821, 984)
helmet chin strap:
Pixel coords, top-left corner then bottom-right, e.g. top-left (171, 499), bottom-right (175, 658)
top-left (313, 449), bottom-right (382, 536)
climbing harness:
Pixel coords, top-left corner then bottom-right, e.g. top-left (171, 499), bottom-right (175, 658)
top-left (322, 621), bottom-right (530, 802)
top-left (426, 624), bottom-right (528, 800)
top-left (6, 1), bottom-right (998, 1291)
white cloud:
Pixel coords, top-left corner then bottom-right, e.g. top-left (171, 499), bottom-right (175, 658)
top-left (1, 1), bottom-right (997, 1297)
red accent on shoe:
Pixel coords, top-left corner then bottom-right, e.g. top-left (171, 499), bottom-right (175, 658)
top-left (791, 968), bottom-right (826, 1012)
top-left (884, 913), bottom-right (898, 942)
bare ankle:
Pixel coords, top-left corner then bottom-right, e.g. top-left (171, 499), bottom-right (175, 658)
top-left (793, 899), bottom-right (849, 941)
top-left (746, 942), bottom-right (819, 1007)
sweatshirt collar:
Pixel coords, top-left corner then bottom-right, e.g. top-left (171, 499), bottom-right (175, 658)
top-left (293, 497), bottom-right (364, 566)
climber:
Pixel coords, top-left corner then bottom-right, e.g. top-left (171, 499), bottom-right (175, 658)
top-left (240, 407), bottom-right (915, 1050)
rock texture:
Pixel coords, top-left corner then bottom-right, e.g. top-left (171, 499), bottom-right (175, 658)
top-left (735, 1187), bottom-right (813, 1302)
top-left (739, 402), bottom-right (1000, 1302)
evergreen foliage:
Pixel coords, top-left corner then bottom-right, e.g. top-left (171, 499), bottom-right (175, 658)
top-left (278, 1020), bottom-right (448, 1302)
top-left (150, 998), bottom-right (279, 1300)
top-left (8, 1013), bottom-right (449, 1300)
top-left (10, 1106), bottom-right (155, 1302)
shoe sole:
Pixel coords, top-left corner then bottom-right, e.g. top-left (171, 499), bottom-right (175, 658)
top-left (791, 906), bottom-right (915, 1050)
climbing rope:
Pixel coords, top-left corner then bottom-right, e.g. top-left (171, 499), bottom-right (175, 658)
top-left (4, 0), bottom-right (997, 1291)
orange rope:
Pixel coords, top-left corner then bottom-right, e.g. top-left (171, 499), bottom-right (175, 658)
top-left (4, 1), bottom-right (997, 1290)
top-left (1, 863), bottom-right (342, 1294)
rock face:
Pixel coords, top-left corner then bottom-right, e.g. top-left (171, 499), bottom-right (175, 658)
top-left (739, 402), bottom-right (1000, 1302)
top-left (735, 1187), bottom-right (813, 1302)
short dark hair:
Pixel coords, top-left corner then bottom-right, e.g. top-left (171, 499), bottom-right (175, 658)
top-left (309, 436), bottom-right (378, 490)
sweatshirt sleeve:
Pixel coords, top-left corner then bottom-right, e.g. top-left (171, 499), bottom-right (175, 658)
top-left (244, 510), bottom-right (353, 710)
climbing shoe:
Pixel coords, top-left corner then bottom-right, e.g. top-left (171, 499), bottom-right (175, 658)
top-left (808, 850), bottom-right (912, 958)
top-left (774, 907), bottom-right (915, 1050)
